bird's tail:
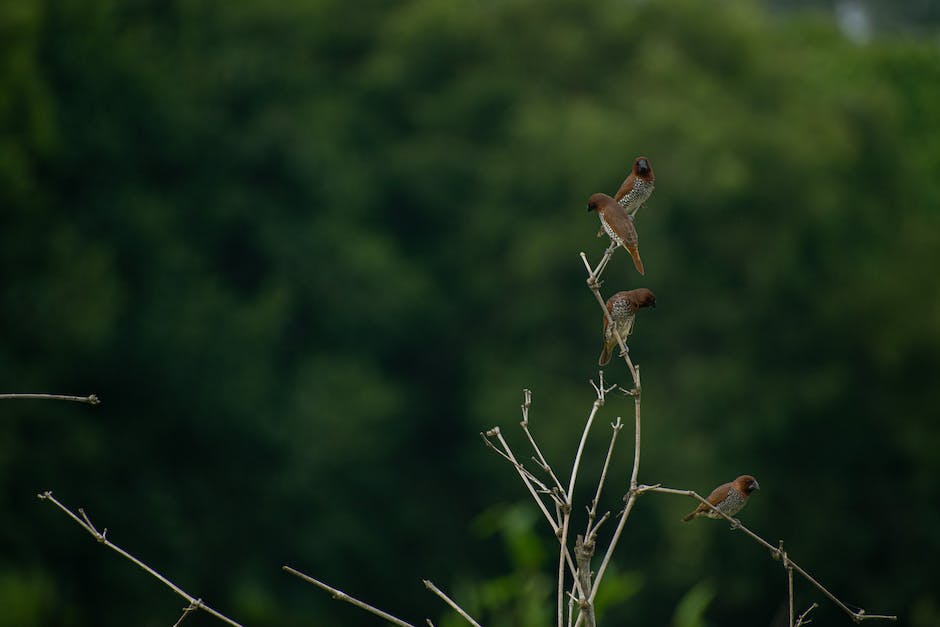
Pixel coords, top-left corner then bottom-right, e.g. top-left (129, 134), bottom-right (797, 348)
top-left (629, 249), bottom-right (645, 275)
top-left (681, 511), bottom-right (697, 523)
top-left (598, 342), bottom-right (613, 366)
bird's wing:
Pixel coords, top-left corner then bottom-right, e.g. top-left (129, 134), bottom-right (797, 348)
top-left (705, 482), bottom-right (732, 507)
top-left (614, 174), bottom-right (634, 203)
top-left (602, 204), bottom-right (639, 249)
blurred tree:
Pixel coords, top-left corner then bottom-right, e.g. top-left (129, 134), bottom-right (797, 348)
top-left (0, 0), bottom-right (938, 625)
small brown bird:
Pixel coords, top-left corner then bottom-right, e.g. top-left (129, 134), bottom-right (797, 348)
top-left (598, 289), bottom-right (657, 366)
top-left (614, 156), bottom-right (655, 218)
top-left (682, 475), bottom-right (760, 522)
top-left (587, 192), bottom-right (645, 275)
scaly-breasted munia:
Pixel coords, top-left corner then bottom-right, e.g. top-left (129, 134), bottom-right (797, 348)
top-left (614, 156), bottom-right (655, 218)
top-left (598, 289), bottom-right (657, 366)
top-left (682, 475), bottom-right (760, 522)
top-left (587, 192), bottom-right (645, 275)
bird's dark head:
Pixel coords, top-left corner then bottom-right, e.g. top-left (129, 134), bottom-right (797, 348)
top-left (631, 288), bottom-right (657, 309)
top-left (634, 156), bottom-right (653, 179)
top-left (734, 475), bottom-right (760, 495)
top-left (586, 192), bottom-right (613, 212)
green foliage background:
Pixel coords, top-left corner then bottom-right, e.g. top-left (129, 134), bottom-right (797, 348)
top-left (1, 0), bottom-right (939, 625)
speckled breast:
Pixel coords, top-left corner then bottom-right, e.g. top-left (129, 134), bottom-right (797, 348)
top-left (715, 488), bottom-right (747, 517)
top-left (618, 179), bottom-right (654, 214)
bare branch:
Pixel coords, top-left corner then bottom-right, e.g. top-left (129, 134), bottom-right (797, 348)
top-left (480, 428), bottom-right (586, 601)
top-left (518, 389), bottom-right (566, 500)
top-left (795, 602), bottom-right (819, 627)
top-left (1, 393), bottom-right (100, 405)
top-left (283, 566), bottom-right (416, 627)
top-left (637, 485), bottom-right (898, 623)
top-left (786, 543), bottom-right (795, 627)
top-left (37, 492), bottom-right (242, 627)
top-left (585, 417), bottom-right (623, 540)
top-left (481, 428), bottom-right (560, 533)
top-left (574, 536), bottom-right (596, 627)
top-left (423, 580), bottom-right (482, 627)
top-left (172, 601), bottom-right (202, 627)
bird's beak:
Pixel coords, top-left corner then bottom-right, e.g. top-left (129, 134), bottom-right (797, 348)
top-left (753, 481), bottom-right (760, 490)
top-left (586, 204), bottom-right (592, 212)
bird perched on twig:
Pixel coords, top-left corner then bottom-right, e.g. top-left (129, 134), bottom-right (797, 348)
top-left (598, 289), bottom-right (657, 366)
top-left (614, 156), bottom-right (655, 218)
top-left (682, 475), bottom-right (760, 522)
top-left (587, 192), bottom-right (645, 275)
top-left (597, 156), bottom-right (656, 238)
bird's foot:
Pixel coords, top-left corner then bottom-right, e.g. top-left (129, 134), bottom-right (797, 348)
top-left (728, 518), bottom-right (741, 530)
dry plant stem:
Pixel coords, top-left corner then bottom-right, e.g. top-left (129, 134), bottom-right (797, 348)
top-left (574, 536), bottom-right (597, 627)
top-left (637, 486), bottom-right (898, 624)
top-left (796, 603), bottom-right (819, 627)
top-left (520, 389), bottom-right (566, 496)
top-left (559, 375), bottom-right (616, 627)
top-left (481, 428), bottom-right (586, 600)
top-left (283, 566), bottom-right (416, 627)
top-left (578, 249), bottom-right (646, 610)
top-left (37, 492), bottom-right (242, 627)
top-left (0, 393), bottom-right (100, 404)
top-left (785, 545), bottom-right (794, 627)
top-left (585, 417), bottom-right (623, 540)
top-left (587, 365), bottom-right (642, 605)
top-left (423, 580), bottom-right (482, 627)
top-left (173, 602), bottom-right (201, 627)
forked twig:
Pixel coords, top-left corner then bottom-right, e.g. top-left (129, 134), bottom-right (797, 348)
top-left (795, 602), bottom-right (819, 627)
top-left (37, 492), bottom-right (242, 626)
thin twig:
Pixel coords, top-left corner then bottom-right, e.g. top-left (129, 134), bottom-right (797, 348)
top-left (1, 393), bottom-right (100, 405)
top-left (784, 541), bottom-right (794, 627)
top-left (283, 566), bottom-right (416, 627)
top-left (519, 389), bottom-right (566, 497)
top-left (173, 601), bottom-right (202, 627)
top-left (637, 486), bottom-right (898, 623)
top-left (37, 492), bottom-right (242, 627)
top-left (588, 367), bottom-right (642, 604)
top-left (585, 417), bottom-right (623, 541)
top-left (482, 429), bottom-right (559, 533)
top-left (577, 249), bottom-right (646, 614)
top-left (423, 580), bottom-right (482, 627)
top-left (795, 602), bottom-right (819, 627)
top-left (481, 428), bottom-right (586, 600)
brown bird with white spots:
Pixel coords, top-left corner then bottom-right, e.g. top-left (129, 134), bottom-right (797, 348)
top-left (598, 289), bottom-right (657, 366)
top-left (587, 192), bottom-right (645, 275)
top-left (614, 156), bottom-right (655, 218)
top-left (682, 475), bottom-right (760, 522)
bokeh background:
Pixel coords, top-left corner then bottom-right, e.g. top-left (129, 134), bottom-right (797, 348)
top-left (2, 0), bottom-right (939, 625)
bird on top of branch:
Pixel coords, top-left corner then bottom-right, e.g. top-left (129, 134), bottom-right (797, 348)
top-left (587, 192), bottom-right (646, 275)
top-left (682, 475), bottom-right (760, 522)
top-left (614, 156), bottom-right (655, 219)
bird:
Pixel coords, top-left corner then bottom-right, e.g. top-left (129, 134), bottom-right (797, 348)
top-left (598, 289), bottom-right (657, 366)
top-left (614, 156), bottom-right (655, 218)
top-left (682, 475), bottom-right (760, 522)
top-left (596, 156), bottom-right (656, 238)
top-left (587, 192), bottom-right (645, 275)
